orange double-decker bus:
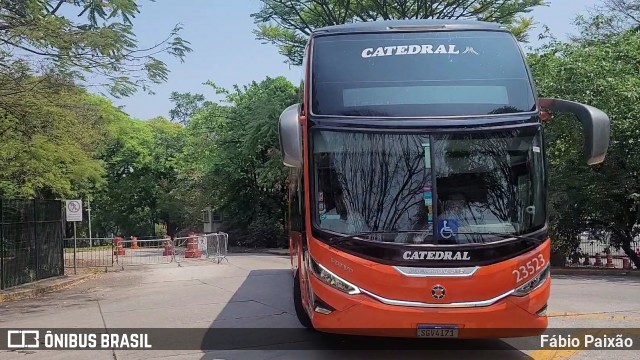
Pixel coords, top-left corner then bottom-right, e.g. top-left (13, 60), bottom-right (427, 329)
top-left (278, 19), bottom-right (610, 339)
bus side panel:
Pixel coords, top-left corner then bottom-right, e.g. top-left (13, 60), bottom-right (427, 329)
top-left (289, 231), bottom-right (301, 274)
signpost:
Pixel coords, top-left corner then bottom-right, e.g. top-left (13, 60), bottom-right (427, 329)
top-left (66, 200), bottom-right (83, 275)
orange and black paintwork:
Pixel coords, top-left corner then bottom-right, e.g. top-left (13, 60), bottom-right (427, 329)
top-left (280, 19), bottom-right (610, 339)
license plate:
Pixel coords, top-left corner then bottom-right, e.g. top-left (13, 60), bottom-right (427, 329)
top-left (416, 325), bottom-right (459, 338)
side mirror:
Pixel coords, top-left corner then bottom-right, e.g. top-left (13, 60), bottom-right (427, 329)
top-left (278, 103), bottom-right (303, 168)
top-left (539, 98), bottom-right (610, 165)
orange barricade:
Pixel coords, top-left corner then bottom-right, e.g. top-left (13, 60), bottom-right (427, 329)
top-left (163, 235), bottom-right (175, 256)
top-left (594, 253), bottom-right (603, 267)
top-left (113, 236), bottom-right (125, 256)
top-left (131, 236), bottom-right (139, 249)
top-left (606, 254), bottom-right (615, 268)
top-left (184, 232), bottom-right (202, 258)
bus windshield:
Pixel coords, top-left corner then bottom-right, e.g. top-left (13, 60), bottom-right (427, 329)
top-left (312, 126), bottom-right (546, 244)
top-left (311, 30), bottom-right (536, 117)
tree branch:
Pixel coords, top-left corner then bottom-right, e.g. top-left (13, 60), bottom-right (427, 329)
top-left (49, 0), bottom-right (66, 16)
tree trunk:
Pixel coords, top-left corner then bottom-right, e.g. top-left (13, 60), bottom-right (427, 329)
top-left (166, 221), bottom-right (178, 239)
top-left (621, 240), bottom-right (640, 269)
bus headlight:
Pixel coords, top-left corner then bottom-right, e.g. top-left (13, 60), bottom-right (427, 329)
top-left (308, 256), bottom-right (361, 295)
top-left (513, 264), bottom-right (550, 297)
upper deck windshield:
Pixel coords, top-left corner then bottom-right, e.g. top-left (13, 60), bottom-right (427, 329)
top-left (311, 30), bottom-right (536, 117)
top-left (312, 126), bottom-right (546, 244)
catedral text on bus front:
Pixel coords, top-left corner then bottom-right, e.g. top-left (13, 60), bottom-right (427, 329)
top-left (278, 19), bottom-right (611, 339)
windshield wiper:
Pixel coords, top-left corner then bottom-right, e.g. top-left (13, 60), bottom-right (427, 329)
top-left (451, 231), bottom-right (545, 243)
top-left (328, 230), bottom-right (432, 246)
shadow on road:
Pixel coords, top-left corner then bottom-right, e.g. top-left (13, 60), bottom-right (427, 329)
top-left (197, 269), bottom-right (535, 360)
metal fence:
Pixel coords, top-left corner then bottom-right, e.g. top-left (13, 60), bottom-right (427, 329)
top-left (172, 233), bottom-right (229, 264)
top-left (1, 199), bottom-right (64, 289)
top-left (63, 238), bottom-right (114, 270)
top-left (63, 232), bottom-right (229, 270)
top-left (565, 239), bottom-right (640, 269)
top-left (117, 238), bottom-right (174, 266)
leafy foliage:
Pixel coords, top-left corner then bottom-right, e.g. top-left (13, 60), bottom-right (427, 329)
top-left (0, 0), bottom-right (191, 98)
top-left (91, 114), bottom-right (199, 237)
top-left (182, 76), bottom-right (298, 246)
top-left (169, 91), bottom-right (212, 125)
top-left (252, 0), bottom-right (547, 65)
top-left (0, 78), bottom-right (106, 198)
top-left (529, 23), bottom-right (640, 267)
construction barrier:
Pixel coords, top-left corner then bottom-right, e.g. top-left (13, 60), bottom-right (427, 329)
top-left (206, 232), bottom-right (229, 264)
top-left (184, 232), bottom-right (202, 258)
top-left (162, 235), bottom-right (175, 256)
top-left (594, 253), bottom-right (603, 267)
top-left (64, 233), bottom-right (230, 269)
top-left (606, 254), bottom-right (615, 268)
top-left (172, 232), bottom-right (228, 264)
top-left (113, 236), bottom-right (125, 256)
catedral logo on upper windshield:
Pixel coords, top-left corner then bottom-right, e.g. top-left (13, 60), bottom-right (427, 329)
top-left (361, 44), bottom-right (479, 58)
top-left (403, 251), bottom-right (471, 261)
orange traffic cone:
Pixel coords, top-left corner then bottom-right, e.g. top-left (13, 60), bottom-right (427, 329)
top-left (184, 232), bottom-right (202, 258)
top-left (113, 236), bottom-right (125, 256)
top-left (606, 254), bottom-right (615, 268)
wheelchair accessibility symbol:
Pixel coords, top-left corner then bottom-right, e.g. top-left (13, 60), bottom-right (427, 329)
top-left (438, 219), bottom-right (458, 239)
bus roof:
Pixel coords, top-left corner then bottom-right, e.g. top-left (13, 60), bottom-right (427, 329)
top-left (313, 19), bottom-right (507, 36)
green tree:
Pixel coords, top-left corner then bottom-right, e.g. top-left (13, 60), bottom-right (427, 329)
top-left (147, 116), bottom-right (198, 236)
top-left (91, 110), bottom-right (155, 236)
top-left (528, 26), bottom-right (640, 268)
top-left (183, 76), bottom-right (298, 247)
top-left (92, 114), bottom-right (194, 237)
top-left (0, 0), bottom-right (191, 98)
top-left (0, 78), bottom-right (106, 199)
top-left (169, 92), bottom-right (212, 125)
top-left (585, 0), bottom-right (640, 35)
top-left (252, 0), bottom-right (547, 65)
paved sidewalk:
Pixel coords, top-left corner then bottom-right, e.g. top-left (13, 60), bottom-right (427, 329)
top-left (0, 273), bottom-right (96, 302)
top-left (0, 255), bottom-right (638, 359)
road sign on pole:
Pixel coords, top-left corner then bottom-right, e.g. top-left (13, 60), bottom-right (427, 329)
top-left (65, 200), bottom-right (83, 222)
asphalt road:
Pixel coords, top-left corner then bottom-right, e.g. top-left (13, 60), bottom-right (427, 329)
top-left (0, 253), bottom-right (639, 360)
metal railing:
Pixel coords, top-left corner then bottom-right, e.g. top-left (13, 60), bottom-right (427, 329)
top-left (565, 239), bottom-right (640, 269)
top-left (63, 238), bottom-right (114, 270)
top-left (63, 232), bottom-right (230, 270)
top-left (116, 238), bottom-right (174, 266)
top-left (173, 232), bottom-right (229, 264)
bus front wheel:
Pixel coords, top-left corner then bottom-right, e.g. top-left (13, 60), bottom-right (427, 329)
top-left (293, 271), bottom-right (314, 329)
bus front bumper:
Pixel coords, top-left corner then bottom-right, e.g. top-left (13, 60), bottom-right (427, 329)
top-left (309, 275), bottom-right (550, 339)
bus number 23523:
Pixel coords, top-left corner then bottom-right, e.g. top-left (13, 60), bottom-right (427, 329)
top-left (513, 254), bottom-right (546, 283)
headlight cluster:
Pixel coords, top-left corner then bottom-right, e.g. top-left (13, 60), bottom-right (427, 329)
top-left (513, 264), bottom-right (550, 296)
top-left (308, 256), bottom-right (361, 295)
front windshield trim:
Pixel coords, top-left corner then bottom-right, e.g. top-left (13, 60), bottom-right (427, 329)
top-left (308, 124), bottom-right (546, 245)
top-left (311, 224), bottom-right (549, 250)
top-left (307, 110), bottom-right (539, 120)
top-left (307, 30), bottom-right (539, 118)
top-left (326, 229), bottom-right (546, 248)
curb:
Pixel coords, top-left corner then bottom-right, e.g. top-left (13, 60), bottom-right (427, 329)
top-left (551, 268), bottom-right (640, 276)
top-left (264, 250), bottom-right (289, 256)
top-left (0, 274), bottom-right (93, 302)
